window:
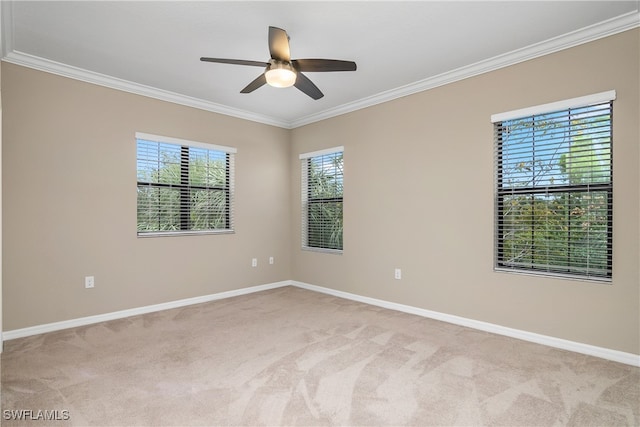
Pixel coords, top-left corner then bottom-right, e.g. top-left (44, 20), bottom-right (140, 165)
top-left (136, 132), bottom-right (235, 236)
top-left (493, 91), bottom-right (614, 281)
top-left (300, 147), bottom-right (344, 252)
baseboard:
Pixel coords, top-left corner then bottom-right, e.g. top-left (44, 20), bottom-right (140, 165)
top-left (291, 281), bottom-right (640, 367)
top-left (2, 281), bottom-right (291, 341)
top-left (4, 279), bottom-right (638, 367)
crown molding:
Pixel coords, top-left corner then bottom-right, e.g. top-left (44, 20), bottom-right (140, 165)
top-left (291, 10), bottom-right (639, 128)
top-left (1, 3), bottom-right (638, 130)
top-left (0, 0), bottom-right (288, 129)
top-left (1, 50), bottom-right (291, 129)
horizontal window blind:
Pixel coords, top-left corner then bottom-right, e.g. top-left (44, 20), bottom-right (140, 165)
top-left (494, 96), bottom-right (613, 281)
top-left (301, 147), bottom-right (344, 252)
top-left (136, 133), bottom-right (235, 236)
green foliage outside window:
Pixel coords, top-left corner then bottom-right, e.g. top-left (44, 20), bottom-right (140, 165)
top-left (137, 140), bottom-right (231, 234)
top-left (497, 102), bottom-right (612, 279)
top-left (306, 152), bottom-right (343, 250)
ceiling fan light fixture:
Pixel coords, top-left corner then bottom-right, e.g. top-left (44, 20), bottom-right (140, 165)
top-left (200, 26), bottom-right (356, 99)
top-left (265, 61), bottom-right (297, 88)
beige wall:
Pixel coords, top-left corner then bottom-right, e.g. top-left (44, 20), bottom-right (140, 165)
top-left (2, 29), bottom-right (639, 356)
top-left (2, 63), bottom-right (292, 330)
top-left (290, 29), bottom-right (640, 355)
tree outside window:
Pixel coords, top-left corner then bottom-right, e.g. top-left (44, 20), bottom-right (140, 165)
top-left (495, 100), bottom-right (612, 280)
top-left (301, 149), bottom-right (343, 252)
top-left (136, 134), bottom-right (235, 236)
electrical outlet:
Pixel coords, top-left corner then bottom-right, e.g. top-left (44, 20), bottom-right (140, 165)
top-left (394, 269), bottom-right (402, 280)
top-left (252, 258), bottom-right (258, 267)
top-left (269, 256), bottom-right (274, 265)
top-left (85, 276), bottom-right (95, 288)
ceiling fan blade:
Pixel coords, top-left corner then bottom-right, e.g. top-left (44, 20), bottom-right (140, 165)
top-left (240, 73), bottom-right (267, 93)
top-left (294, 72), bottom-right (324, 100)
top-left (292, 59), bottom-right (357, 72)
top-left (268, 26), bottom-right (291, 61)
top-left (200, 57), bottom-right (268, 67)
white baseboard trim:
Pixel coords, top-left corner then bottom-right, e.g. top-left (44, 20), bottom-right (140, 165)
top-left (2, 281), bottom-right (290, 341)
top-left (291, 281), bottom-right (640, 367)
top-left (4, 279), bottom-right (638, 367)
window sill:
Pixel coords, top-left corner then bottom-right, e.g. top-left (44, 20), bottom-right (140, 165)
top-left (494, 267), bottom-right (612, 284)
top-left (137, 230), bottom-right (234, 238)
top-left (302, 246), bottom-right (343, 255)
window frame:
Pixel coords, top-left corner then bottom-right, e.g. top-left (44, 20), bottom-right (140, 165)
top-left (136, 132), bottom-right (236, 237)
top-left (492, 91), bottom-right (615, 282)
top-left (300, 146), bottom-right (344, 253)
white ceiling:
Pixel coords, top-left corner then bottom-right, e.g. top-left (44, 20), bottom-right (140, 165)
top-left (2, 1), bottom-right (639, 128)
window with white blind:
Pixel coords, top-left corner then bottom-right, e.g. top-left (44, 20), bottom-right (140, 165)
top-left (300, 147), bottom-right (344, 252)
top-left (136, 132), bottom-right (236, 236)
top-left (493, 91), bottom-right (614, 281)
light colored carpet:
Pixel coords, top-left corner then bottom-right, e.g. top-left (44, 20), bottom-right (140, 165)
top-left (1, 286), bottom-right (638, 426)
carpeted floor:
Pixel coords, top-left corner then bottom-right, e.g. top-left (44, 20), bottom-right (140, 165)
top-left (2, 286), bottom-right (639, 426)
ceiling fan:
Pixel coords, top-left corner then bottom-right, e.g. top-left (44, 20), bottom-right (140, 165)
top-left (200, 26), bottom-right (357, 100)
